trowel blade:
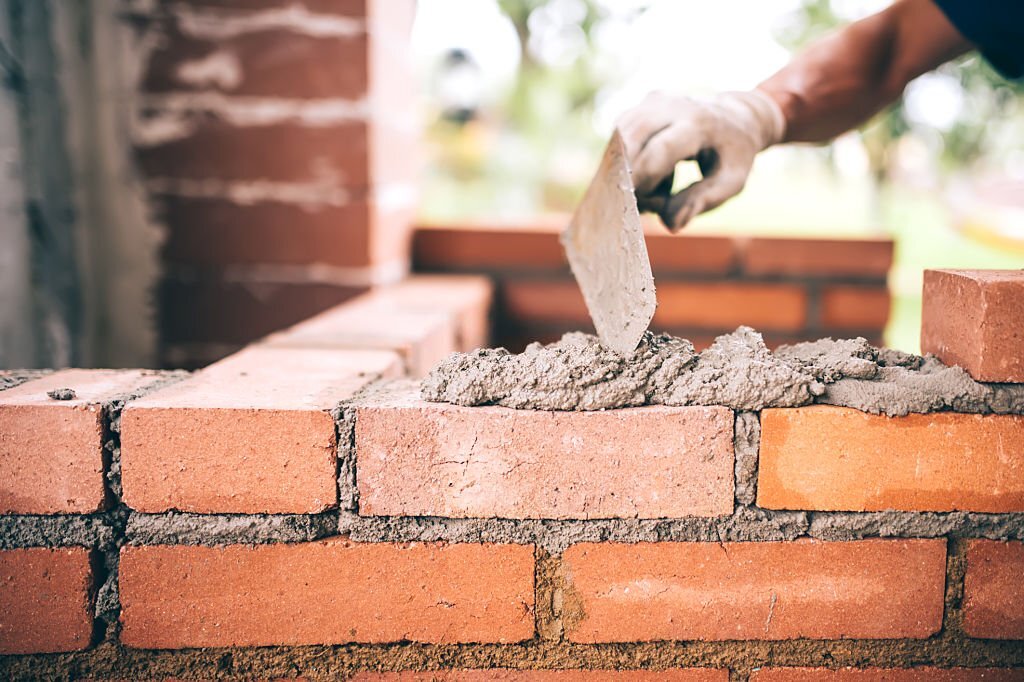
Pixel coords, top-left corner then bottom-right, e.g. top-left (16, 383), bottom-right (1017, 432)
top-left (561, 129), bottom-right (657, 355)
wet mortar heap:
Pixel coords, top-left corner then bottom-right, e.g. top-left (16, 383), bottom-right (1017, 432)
top-left (422, 326), bottom-right (1024, 416)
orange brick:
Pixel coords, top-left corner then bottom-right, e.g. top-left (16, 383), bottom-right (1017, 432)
top-left (921, 269), bottom-right (1024, 382)
top-left (356, 386), bottom-right (733, 519)
top-left (502, 280), bottom-right (807, 332)
top-left (963, 540), bottom-right (1024, 639)
top-left (361, 275), bottom-right (493, 351)
top-left (758, 406), bottom-right (1024, 512)
top-left (412, 223), bottom-right (737, 274)
top-left (121, 346), bottom-right (401, 513)
top-left (119, 540), bottom-right (534, 647)
top-left (561, 539), bottom-right (946, 642)
top-left (262, 294), bottom-right (458, 376)
top-left (819, 286), bottom-right (890, 330)
top-left (0, 547), bottom-right (95, 654)
top-left (352, 671), bottom-right (728, 681)
top-left (0, 369), bottom-right (164, 514)
top-left (742, 237), bottom-right (893, 278)
top-left (750, 669), bottom-right (1023, 681)
top-left (414, 225), bottom-right (568, 271)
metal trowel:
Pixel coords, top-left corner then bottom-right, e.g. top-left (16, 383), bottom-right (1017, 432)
top-left (561, 129), bottom-right (657, 355)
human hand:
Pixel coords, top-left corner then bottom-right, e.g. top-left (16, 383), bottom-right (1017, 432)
top-left (617, 89), bottom-right (785, 232)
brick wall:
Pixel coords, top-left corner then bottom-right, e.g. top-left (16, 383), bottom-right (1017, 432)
top-left (1, 270), bottom-right (1022, 679)
top-left (130, 0), bottom-right (419, 368)
top-left (412, 221), bottom-right (894, 351)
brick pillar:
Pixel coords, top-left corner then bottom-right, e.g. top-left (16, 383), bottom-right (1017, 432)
top-left (132, 0), bottom-right (419, 368)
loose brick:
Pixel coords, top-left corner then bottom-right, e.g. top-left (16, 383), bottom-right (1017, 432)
top-left (502, 281), bottom-right (805, 332)
top-left (963, 540), bottom-right (1024, 639)
top-left (121, 346), bottom-right (401, 513)
top-left (758, 406), bottom-right (1024, 512)
top-left (360, 275), bottom-right (493, 351)
top-left (412, 223), bottom-right (737, 275)
top-left (750, 669), bottom-right (1023, 681)
top-left (742, 237), bottom-right (893, 278)
top-left (263, 294), bottom-right (458, 376)
top-left (356, 386), bottom-right (734, 519)
top-left (158, 193), bottom-right (413, 270)
top-left (119, 540), bottom-right (534, 647)
top-left (160, 275), bottom-right (365, 345)
top-left (561, 539), bottom-right (946, 642)
top-left (819, 286), bottom-right (891, 331)
top-left (0, 547), bottom-right (95, 654)
top-left (352, 671), bottom-right (727, 681)
top-left (0, 369), bottom-right (164, 514)
top-left (921, 269), bottom-right (1024, 382)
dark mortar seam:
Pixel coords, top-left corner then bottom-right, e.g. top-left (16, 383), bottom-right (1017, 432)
top-left (96, 371), bottom-right (189, 643)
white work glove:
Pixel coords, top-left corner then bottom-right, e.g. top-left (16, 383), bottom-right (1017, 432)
top-left (618, 90), bottom-right (786, 232)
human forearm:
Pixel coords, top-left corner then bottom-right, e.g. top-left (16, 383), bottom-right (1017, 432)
top-left (758, 0), bottom-right (972, 143)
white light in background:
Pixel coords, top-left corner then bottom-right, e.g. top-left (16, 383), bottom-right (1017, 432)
top-left (411, 0), bottom-right (521, 103)
top-left (903, 72), bottom-right (965, 132)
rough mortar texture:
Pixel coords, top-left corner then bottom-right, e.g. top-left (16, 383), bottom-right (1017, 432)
top-left (0, 369), bottom-right (50, 391)
top-left (423, 328), bottom-right (1024, 416)
top-left (808, 511), bottom-right (1024, 541)
top-left (340, 508), bottom-right (810, 555)
top-left (126, 512), bottom-right (339, 546)
top-left (733, 412), bottom-right (759, 507)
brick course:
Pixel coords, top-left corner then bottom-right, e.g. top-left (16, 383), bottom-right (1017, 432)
top-left (356, 387), bottom-right (734, 519)
top-left (0, 547), bottom-right (95, 654)
top-left (561, 539), bottom-right (946, 642)
top-left (758, 406), bottom-right (1024, 512)
top-left (119, 540), bottom-right (534, 647)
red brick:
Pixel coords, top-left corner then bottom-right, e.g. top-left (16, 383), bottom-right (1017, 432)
top-left (750, 669), bottom-right (1023, 681)
top-left (356, 386), bottom-right (734, 519)
top-left (501, 281), bottom-right (806, 332)
top-left (412, 223), bottom-right (737, 274)
top-left (158, 193), bottom-right (413, 269)
top-left (742, 237), bottom-right (893, 278)
top-left (819, 286), bottom-right (891, 330)
top-left (963, 540), bottom-right (1024, 639)
top-left (921, 269), bottom-right (1024, 382)
top-left (262, 293), bottom-right (458, 376)
top-left (144, 29), bottom-right (369, 99)
top-left (160, 275), bottom-right (364, 345)
top-left (136, 121), bottom-right (415, 188)
top-left (0, 370), bottom-right (164, 514)
top-left (121, 346), bottom-right (401, 513)
top-left (561, 539), bottom-right (946, 642)
top-left (119, 540), bottom-right (534, 647)
top-left (361, 275), bottom-right (493, 351)
top-left (758, 406), bottom-right (1024, 512)
top-left (0, 547), bottom-right (95, 654)
top-left (352, 671), bottom-right (728, 681)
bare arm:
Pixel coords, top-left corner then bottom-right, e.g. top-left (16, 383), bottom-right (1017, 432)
top-left (758, 0), bottom-right (973, 143)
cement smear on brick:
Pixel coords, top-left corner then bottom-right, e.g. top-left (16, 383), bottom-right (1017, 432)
top-left (422, 327), bottom-right (1024, 416)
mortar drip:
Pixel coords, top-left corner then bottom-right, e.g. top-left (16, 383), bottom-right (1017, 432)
top-left (421, 326), bottom-right (1024, 416)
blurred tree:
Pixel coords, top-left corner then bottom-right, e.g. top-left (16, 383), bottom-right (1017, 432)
top-left (776, 0), bottom-right (1024, 188)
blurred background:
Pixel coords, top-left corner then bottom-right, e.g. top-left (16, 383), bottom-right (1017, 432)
top-left (1, 0), bottom-right (1022, 370)
top-left (412, 0), bottom-right (1024, 351)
